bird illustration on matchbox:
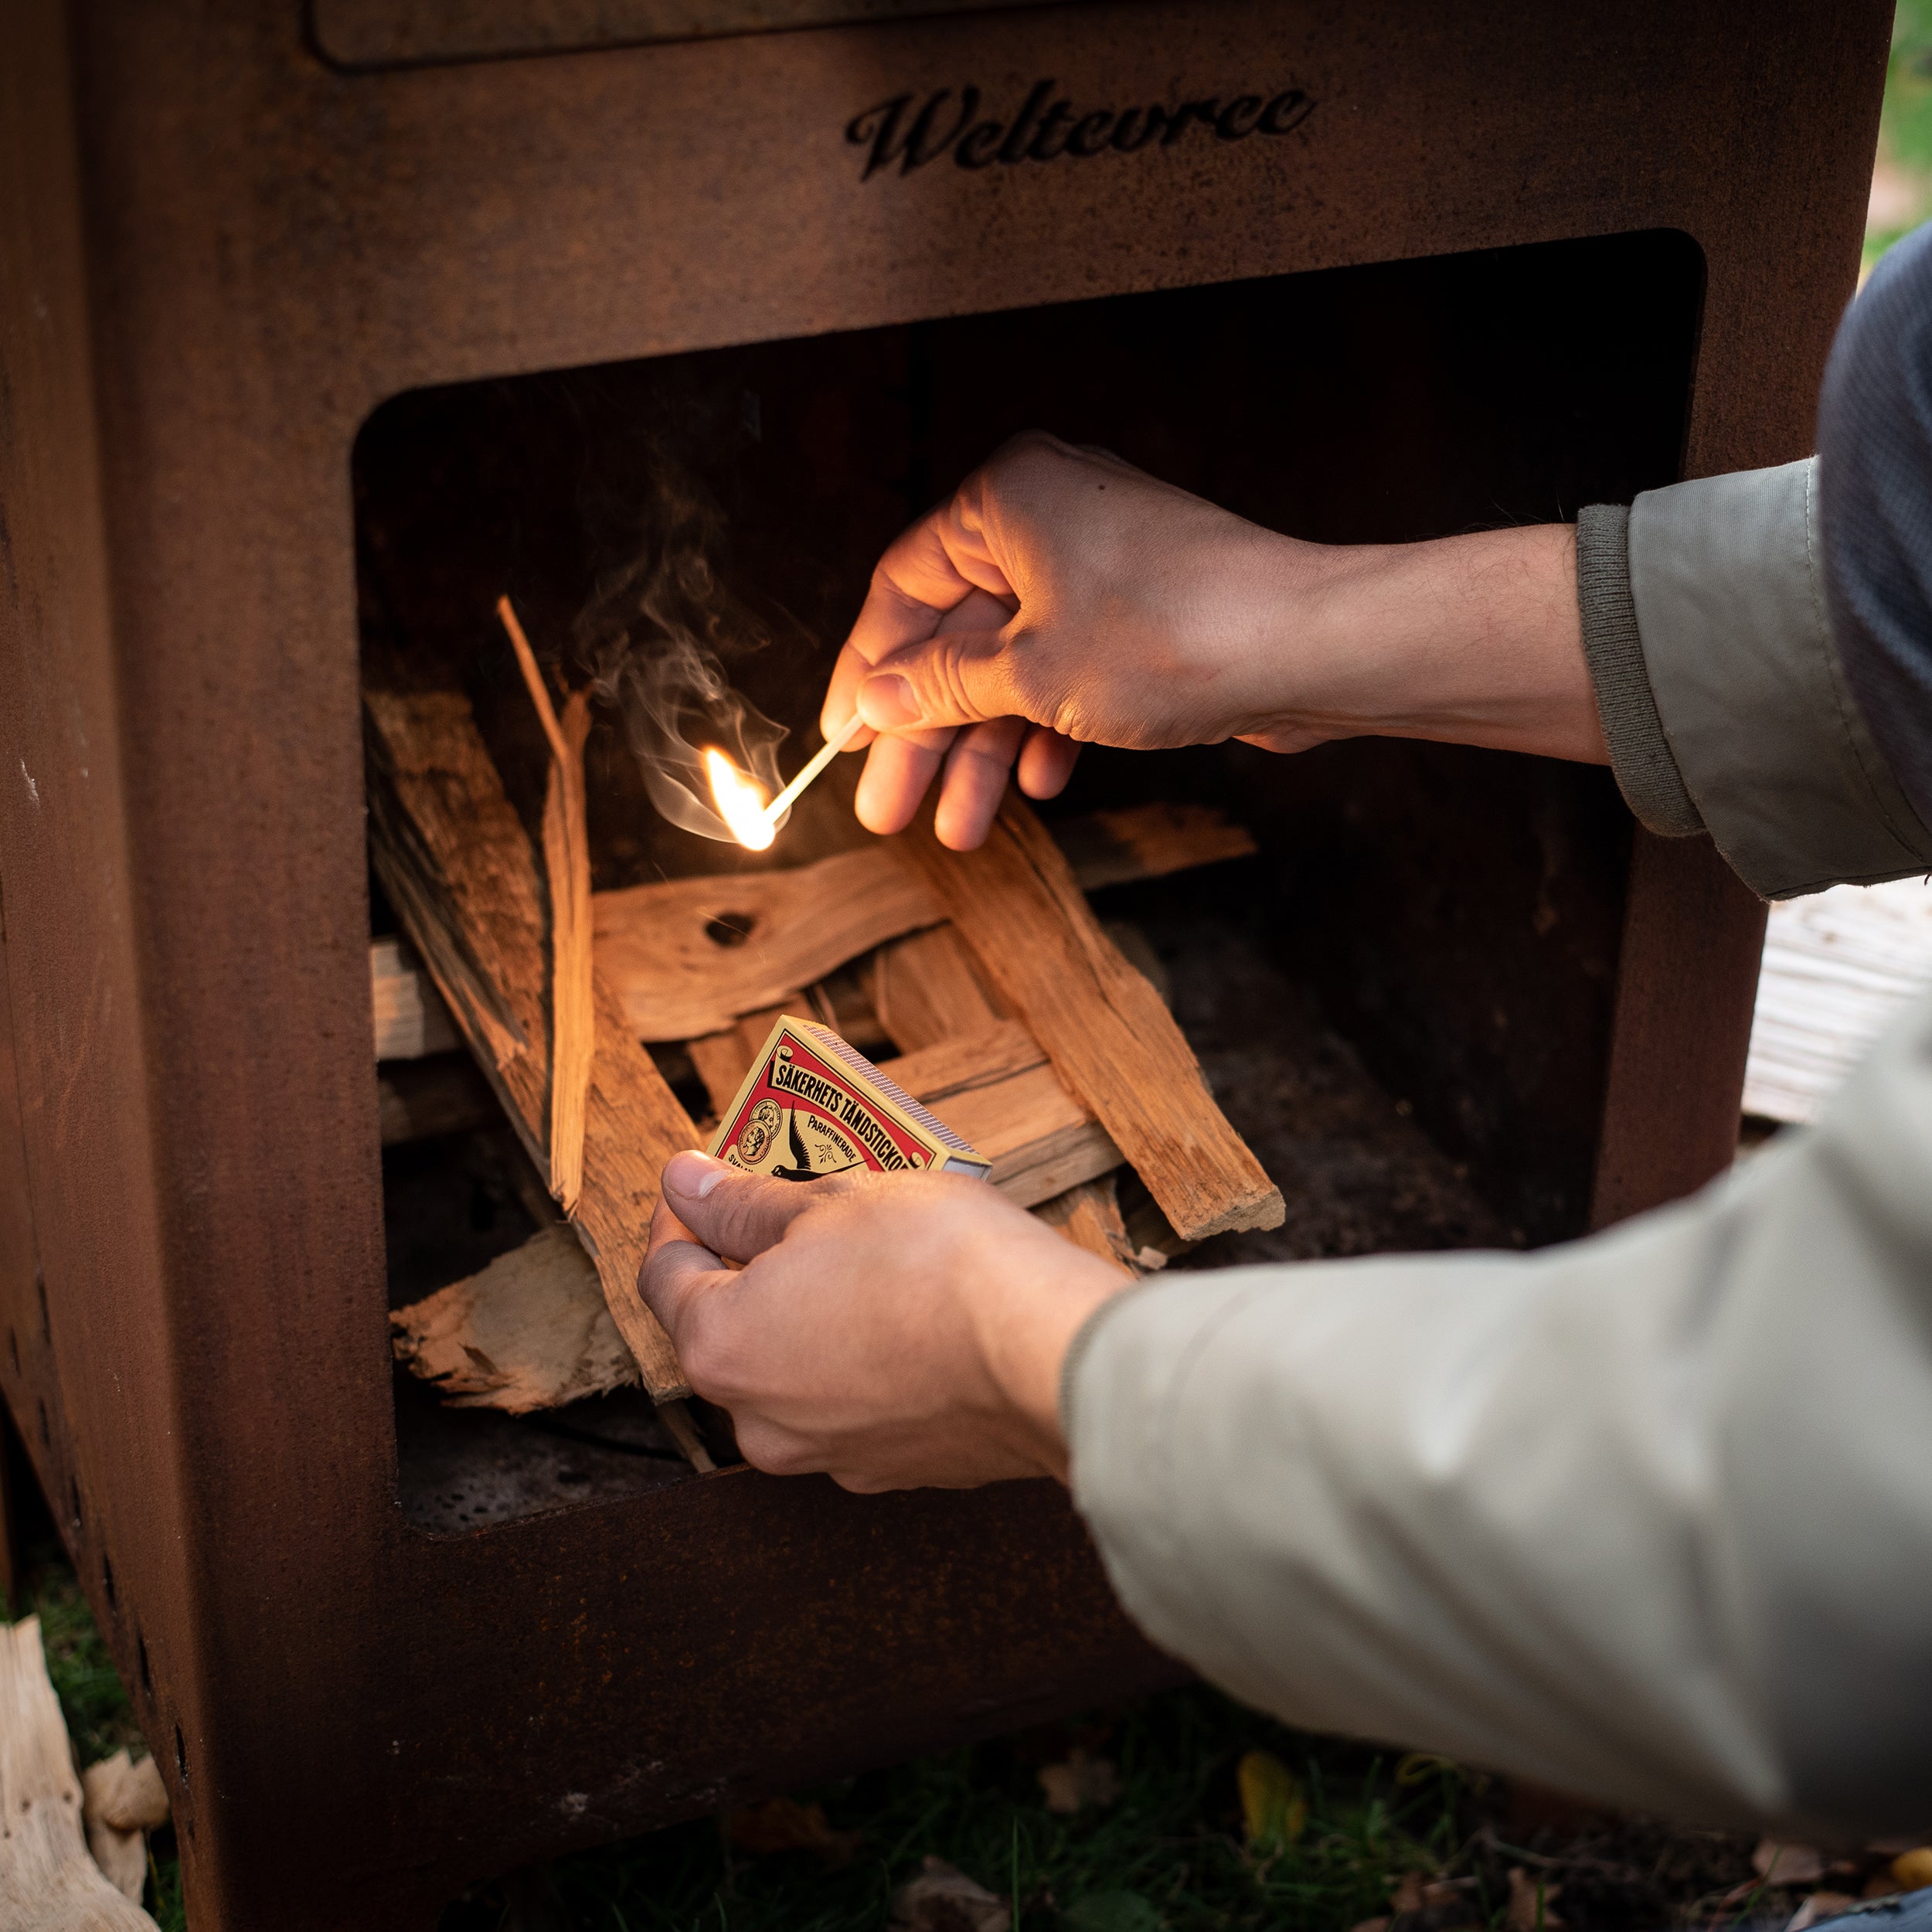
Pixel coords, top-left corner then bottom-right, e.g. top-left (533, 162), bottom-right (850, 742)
top-left (707, 1017), bottom-right (992, 1184)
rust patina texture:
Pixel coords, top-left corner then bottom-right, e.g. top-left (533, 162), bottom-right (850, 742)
top-left (0, 1), bottom-right (1882, 1924)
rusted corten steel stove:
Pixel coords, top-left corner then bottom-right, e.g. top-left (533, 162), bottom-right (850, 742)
top-left (0, 1), bottom-right (1884, 1923)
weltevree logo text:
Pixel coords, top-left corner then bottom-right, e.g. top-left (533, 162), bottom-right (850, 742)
top-left (846, 78), bottom-right (1314, 181)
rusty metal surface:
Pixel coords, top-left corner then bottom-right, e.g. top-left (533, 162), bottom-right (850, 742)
top-left (310, 0), bottom-right (1067, 70)
top-left (0, 0), bottom-right (1886, 1923)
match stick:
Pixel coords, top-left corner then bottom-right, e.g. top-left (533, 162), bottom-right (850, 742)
top-left (761, 712), bottom-right (866, 826)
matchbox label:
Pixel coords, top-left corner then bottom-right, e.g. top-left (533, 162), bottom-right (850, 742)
top-left (707, 1017), bottom-right (992, 1184)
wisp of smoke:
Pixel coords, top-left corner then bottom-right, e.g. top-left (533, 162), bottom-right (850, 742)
top-left (574, 448), bottom-right (795, 842)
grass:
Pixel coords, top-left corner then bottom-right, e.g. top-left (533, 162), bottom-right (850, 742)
top-left (443, 1698), bottom-right (1489, 1932)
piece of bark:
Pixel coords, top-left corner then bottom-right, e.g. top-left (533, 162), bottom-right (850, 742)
top-left (80, 1751), bottom-right (165, 1906)
top-left (377, 1053), bottom-right (498, 1145)
top-left (363, 684), bottom-right (696, 1399)
top-left (374, 801), bottom-right (1255, 1056)
top-left (0, 1617), bottom-right (156, 1930)
top-left (897, 796), bottom-right (1283, 1242)
top-left (370, 934), bottom-right (460, 1060)
top-left (499, 597), bottom-right (594, 1214)
top-left (866, 924), bottom-right (1005, 1053)
top-left (389, 1225), bottom-right (636, 1412)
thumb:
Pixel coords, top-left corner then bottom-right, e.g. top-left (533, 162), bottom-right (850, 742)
top-left (658, 1149), bottom-right (824, 1263)
top-left (859, 627), bottom-right (1036, 734)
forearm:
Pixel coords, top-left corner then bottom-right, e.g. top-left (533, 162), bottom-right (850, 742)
top-left (1064, 991), bottom-right (1932, 1838)
top-left (1272, 523), bottom-right (1605, 764)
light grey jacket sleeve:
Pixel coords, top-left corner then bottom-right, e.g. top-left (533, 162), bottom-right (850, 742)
top-left (1066, 985), bottom-right (1932, 1838)
top-left (1580, 460), bottom-right (1932, 897)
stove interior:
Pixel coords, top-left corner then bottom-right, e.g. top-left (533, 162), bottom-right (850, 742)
top-left (353, 228), bottom-right (1702, 1530)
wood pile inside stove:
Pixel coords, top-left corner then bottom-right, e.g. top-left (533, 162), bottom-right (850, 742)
top-left (364, 624), bottom-right (1284, 1447)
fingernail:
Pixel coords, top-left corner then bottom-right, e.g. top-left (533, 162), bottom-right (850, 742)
top-left (858, 674), bottom-right (917, 729)
top-left (665, 1149), bottom-right (726, 1199)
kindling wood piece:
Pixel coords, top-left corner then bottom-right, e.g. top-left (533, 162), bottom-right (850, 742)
top-left (498, 596), bottom-right (595, 1214)
top-left (898, 797), bottom-right (1284, 1243)
top-left (866, 924), bottom-right (1005, 1053)
top-left (363, 684), bottom-right (694, 1399)
top-left (374, 802), bottom-right (1257, 1057)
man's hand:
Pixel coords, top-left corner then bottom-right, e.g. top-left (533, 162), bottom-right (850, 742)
top-left (638, 1151), bottom-right (1130, 1490)
top-left (822, 430), bottom-right (1604, 849)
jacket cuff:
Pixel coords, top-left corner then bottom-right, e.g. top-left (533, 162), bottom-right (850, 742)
top-left (1577, 505), bottom-right (1705, 838)
top-left (1628, 459), bottom-right (1932, 900)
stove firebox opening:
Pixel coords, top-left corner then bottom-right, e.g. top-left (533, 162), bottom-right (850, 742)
top-left (353, 229), bottom-right (1702, 1532)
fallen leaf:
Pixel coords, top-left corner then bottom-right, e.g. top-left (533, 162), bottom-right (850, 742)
top-left (1505, 1867), bottom-right (1563, 1932)
top-left (1038, 1747), bottom-right (1122, 1815)
top-left (1755, 1842), bottom-right (1829, 1887)
top-left (1064, 1890), bottom-right (1162, 1931)
top-left (1238, 1749), bottom-right (1307, 1850)
top-left (1786, 1891), bottom-right (1859, 1931)
top-left (82, 1750), bottom-right (169, 1834)
top-left (1893, 1849), bottom-right (1932, 1893)
top-left (80, 1749), bottom-right (165, 1903)
top-left (889, 1855), bottom-right (1012, 1932)
top-left (726, 1796), bottom-right (862, 1866)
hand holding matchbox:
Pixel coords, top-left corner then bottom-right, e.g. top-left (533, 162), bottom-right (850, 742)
top-left (708, 1016), bottom-right (992, 1183)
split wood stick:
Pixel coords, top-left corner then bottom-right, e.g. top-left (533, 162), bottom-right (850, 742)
top-left (596, 847), bottom-right (941, 1041)
top-left (1035, 1173), bottom-right (1140, 1274)
top-left (363, 684), bottom-right (695, 1399)
top-left (371, 934), bottom-right (461, 1059)
top-left (498, 596), bottom-right (594, 1213)
top-left (376, 802), bottom-right (1257, 1053)
top-left (865, 923), bottom-right (1005, 1053)
top-left (0, 1617), bottom-right (156, 1930)
top-left (897, 795), bottom-right (1284, 1243)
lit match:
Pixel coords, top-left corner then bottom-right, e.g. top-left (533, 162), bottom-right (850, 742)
top-left (757, 713), bottom-right (866, 830)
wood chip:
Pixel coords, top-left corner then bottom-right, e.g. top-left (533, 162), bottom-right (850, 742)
top-left (896, 797), bottom-right (1282, 1242)
top-left (0, 1617), bottom-right (156, 1929)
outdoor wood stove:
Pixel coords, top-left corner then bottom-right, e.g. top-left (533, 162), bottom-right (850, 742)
top-left (0, 2), bottom-right (1886, 1924)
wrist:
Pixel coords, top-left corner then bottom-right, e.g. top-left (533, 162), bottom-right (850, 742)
top-left (1241, 523), bottom-right (1606, 764)
top-left (971, 1235), bottom-right (1128, 1484)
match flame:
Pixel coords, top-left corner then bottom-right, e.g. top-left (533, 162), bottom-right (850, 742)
top-left (702, 747), bottom-right (775, 850)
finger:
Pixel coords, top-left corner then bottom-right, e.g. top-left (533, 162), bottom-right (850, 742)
top-left (855, 729), bottom-right (952, 835)
top-left (658, 1149), bottom-right (822, 1263)
top-left (858, 624), bottom-right (1036, 736)
top-left (824, 503), bottom-right (1016, 739)
top-left (638, 1202), bottom-right (735, 1343)
top-left (1016, 726), bottom-right (1081, 800)
top-left (933, 717), bottom-right (1026, 849)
